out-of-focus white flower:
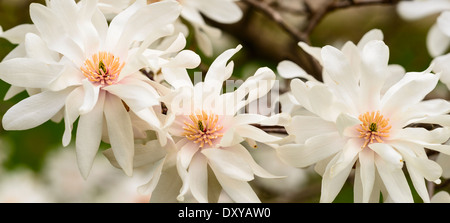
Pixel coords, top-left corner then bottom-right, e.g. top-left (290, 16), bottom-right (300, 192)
top-left (431, 191), bottom-right (450, 203)
top-left (277, 29), bottom-right (450, 203)
top-left (0, 169), bottom-right (54, 203)
top-left (99, 0), bottom-right (243, 56)
top-left (0, 0), bottom-right (184, 179)
top-left (397, 0), bottom-right (450, 57)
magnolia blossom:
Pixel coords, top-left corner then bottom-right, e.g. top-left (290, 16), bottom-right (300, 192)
top-left (105, 45), bottom-right (288, 203)
top-left (276, 29), bottom-right (450, 203)
top-left (397, 0), bottom-right (450, 57)
top-left (0, 0), bottom-right (187, 179)
top-left (100, 0), bottom-right (243, 56)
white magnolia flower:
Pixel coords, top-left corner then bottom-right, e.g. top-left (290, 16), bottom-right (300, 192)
top-left (0, 0), bottom-right (184, 179)
top-left (100, 0), bottom-right (243, 56)
top-left (277, 29), bottom-right (450, 203)
top-left (108, 45), bottom-right (287, 203)
top-left (397, 0), bottom-right (450, 57)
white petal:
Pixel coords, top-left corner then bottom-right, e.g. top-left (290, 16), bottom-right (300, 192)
top-left (286, 115), bottom-right (336, 143)
top-left (392, 127), bottom-right (450, 145)
top-left (277, 132), bottom-right (344, 168)
top-left (3, 89), bottom-right (71, 130)
top-left (63, 86), bottom-right (84, 146)
top-left (4, 86), bottom-right (25, 101)
top-left (178, 140), bottom-right (200, 170)
top-left (358, 148), bottom-right (375, 203)
top-left (359, 40), bottom-right (389, 110)
top-left (381, 71), bottom-right (439, 116)
top-left (196, 0), bottom-right (242, 23)
top-left (277, 60), bottom-right (317, 81)
top-left (202, 147), bottom-right (254, 181)
top-left (103, 93), bottom-right (135, 176)
top-left (24, 33), bottom-right (59, 63)
top-left (104, 78), bottom-right (160, 111)
top-left (427, 24), bottom-right (450, 57)
top-left (79, 79), bottom-right (101, 115)
top-left (369, 143), bottom-right (404, 169)
top-left (228, 144), bottom-right (281, 179)
top-left (188, 153), bottom-right (208, 203)
top-left (0, 58), bottom-right (62, 88)
top-left (437, 11), bottom-right (450, 38)
top-left (204, 45), bottom-right (242, 84)
top-left (356, 29), bottom-right (384, 50)
top-left (335, 113), bottom-right (360, 137)
top-left (437, 154), bottom-right (450, 178)
top-left (330, 138), bottom-right (360, 177)
top-left (397, 1), bottom-right (450, 20)
top-left (234, 124), bottom-right (282, 143)
top-left (431, 191), bottom-right (450, 203)
top-left (375, 156), bottom-right (414, 203)
top-left (75, 90), bottom-right (105, 179)
top-left (149, 165), bottom-right (182, 203)
top-left (211, 167), bottom-right (260, 203)
top-left (298, 42), bottom-right (323, 65)
top-left (1, 24), bottom-right (38, 44)
top-left (320, 154), bottom-right (354, 203)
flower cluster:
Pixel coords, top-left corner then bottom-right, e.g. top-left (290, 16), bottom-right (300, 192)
top-left (1, 0), bottom-right (450, 203)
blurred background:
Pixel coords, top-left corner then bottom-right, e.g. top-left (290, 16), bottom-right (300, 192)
top-left (0, 0), bottom-right (446, 202)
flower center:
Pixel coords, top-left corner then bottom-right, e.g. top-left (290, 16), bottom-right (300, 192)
top-left (81, 51), bottom-right (125, 85)
top-left (357, 111), bottom-right (391, 148)
top-left (183, 110), bottom-right (224, 148)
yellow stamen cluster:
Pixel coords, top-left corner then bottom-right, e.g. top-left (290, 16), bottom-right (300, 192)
top-left (81, 51), bottom-right (124, 85)
top-left (183, 110), bottom-right (224, 148)
top-left (357, 111), bottom-right (391, 148)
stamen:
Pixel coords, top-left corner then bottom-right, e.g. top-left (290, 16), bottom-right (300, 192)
top-left (357, 111), bottom-right (391, 148)
top-left (81, 51), bottom-right (125, 86)
top-left (183, 110), bottom-right (223, 148)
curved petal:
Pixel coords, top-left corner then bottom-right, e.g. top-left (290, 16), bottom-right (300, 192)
top-left (2, 88), bottom-right (71, 130)
top-left (188, 153), bottom-right (208, 203)
top-left (381, 71), bottom-right (439, 117)
top-left (75, 90), bottom-right (105, 179)
top-left (0, 58), bottom-right (62, 88)
top-left (211, 167), bottom-right (260, 203)
top-left (397, 1), bottom-right (450, 20)
top-left (63, 86), bottom-right (84, 146)
top-left (277, 60), bottom-right (317, 81)
top-left (228, 144), bottom-right (282, 179)
top-left (369, 143), bottom-right (404, 169)
top-left (358, 148), bottom-right (375, 203)
top-left (330, 138), bottom-right (360, 177)
top-left (375, 156), bottom-right (414, 203)
top-left (234, 124), bottom-right (282, 144)
top-left (79, 79), bottom-right (101, 115)
top-left (427, 24), bottom-right (450, 57)
top-left (320, 153), bottom-right (354, 203)
top-left (104, 78), bottom-right (160, 111)
top-left (103, 93), bottom-right (134, 176)
top-left (204, 45), bottom-right (242, 85)
top-left (202, 147), bottom-right (254, 181)
top-left (196, 0), bottom-right (242, 23)
top-left (1, 24), bottom-right (38, 44)
top-left (277, 132), bottom-right (344, 168)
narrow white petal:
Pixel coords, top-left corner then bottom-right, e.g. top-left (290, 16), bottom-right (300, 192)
top-left (369, 143), bottom-right (404, 169)
top-left (330, 139), bottom-right (360, 177)
top-left (104, 78), bottom-right (160, 111)
top-left (204, 45), bottom-right (242, 84)
top-left (356, 29), bottom-right (384, 50)
top-left (234, 125), bottom-right (282, 143)
top-left (149, 165), bottom-right (182, 203)
top-left (320, 154), bottom-right (354, 203)
top-left (228, 144), bottom-right (281, 179)
top-left (427, 24), bottom-right (450, 57)
top-left (76, 91), bottom-right (105, 179)
top-left (188, 153), bottom-right (208, 203)
top-left (277, 132), bottom-right (344, 168)
top-left (79, 79), bottom-right (100, 115)
top-left (3, 89), bottom-right (71, 130)
top-left (431, 191), bottom-right (450, 203)
top-left (103, 93), bottom-right (134, 176)
top-left (397, 1), bottom-right (450, 20)
top-left (286, 115), bottom-right (336, 143)
top-left (437, 11), bottom-right (450, 38)
top-left (0, 58), bottom-right (62, 88)
top-left (1, 24), bottom-right (38, 44)
top-left (178, 141), bottom-right (200, 170)
top-left (211, 167), bottom-right (260, 203)
top-left (202, 147), bottom-right (254, 181)
top-left (277, 60), bottom-right (317, 81)
top-left (375, 156), bottom-right (414, 203)
top-left (4, 86), bottom-right (25, 101)
top-left (63, 86), bottom-right (84, 146)
top-left (358, 148), bottom-right (375, 203)
top-left (196, 0), bottom-right (242, 23)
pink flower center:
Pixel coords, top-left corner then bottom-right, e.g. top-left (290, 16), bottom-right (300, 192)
top-left (357, 111), bottom-right (391, 148)
top-left (81, 52), bottom-right (124, 85)
top-left (183, 110), bottom-right (224, 148)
